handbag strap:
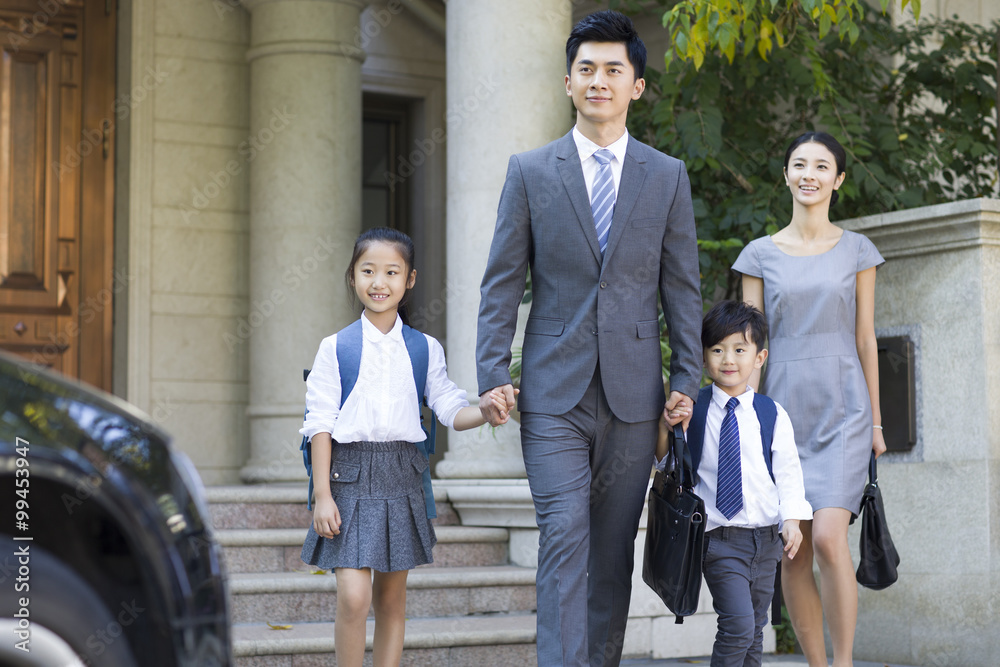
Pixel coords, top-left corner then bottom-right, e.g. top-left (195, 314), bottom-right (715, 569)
top-left (868, 451), bottom-right (878, 485)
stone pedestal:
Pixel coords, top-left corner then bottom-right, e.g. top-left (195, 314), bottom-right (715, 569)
top-left (437, 0), bottom-right (573, 480)
top-left (841, 198), bottom-right (1000, 666)
top-left (240, 0), bottom-right (364, 482)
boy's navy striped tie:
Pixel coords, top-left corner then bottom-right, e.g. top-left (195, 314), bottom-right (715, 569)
top-left (716, 396), bottom-right (744, 520)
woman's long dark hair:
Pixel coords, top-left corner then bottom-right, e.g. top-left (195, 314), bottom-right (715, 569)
top-left (345, 227), bottom-right (415, 325)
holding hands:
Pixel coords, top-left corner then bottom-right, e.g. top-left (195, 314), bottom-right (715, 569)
top-left (664, 390), bottom-right (693, 428)
top-left (479, 385), bottom-right (519, 426)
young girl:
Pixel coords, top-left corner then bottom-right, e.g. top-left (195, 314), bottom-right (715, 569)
top-left (733, 132), bottom-right (885, 667)
top-left (299, 227), bottom-right (511, 667)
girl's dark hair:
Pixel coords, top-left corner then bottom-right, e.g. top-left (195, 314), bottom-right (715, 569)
top-left (345, 227), bottom-right (416, 324)
top-left (783, 131), bottom-right (847, 207)
top-left (701, 300), bottom-right (768, 351)
top-left (566, 10), bottom-right (647, 80)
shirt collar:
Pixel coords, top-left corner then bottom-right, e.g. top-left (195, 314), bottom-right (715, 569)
top-left (572, 125), bottom-right (630, 165)
top-left (711, 382), bottom-right (754, 410)
top-left (360, 311), bottom-right (404, 343)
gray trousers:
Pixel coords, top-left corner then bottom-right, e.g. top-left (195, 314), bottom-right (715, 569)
top-left (520, 367), bottom-right (658, 667)
top-left (703, 525), bottom-right (783, 667)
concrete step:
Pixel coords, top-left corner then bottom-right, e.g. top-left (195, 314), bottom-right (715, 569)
top-left (206, 484), bottom-right (461, 530)
top-left (217, 525), bottom-right (511, 573)
top-left (232, 612), bottom-right (537, 666)
top-left (229, 565), bottom-right (537, 624)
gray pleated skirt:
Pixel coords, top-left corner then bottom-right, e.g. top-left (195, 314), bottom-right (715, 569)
top-left (301, 440), bottom-right (436, 572)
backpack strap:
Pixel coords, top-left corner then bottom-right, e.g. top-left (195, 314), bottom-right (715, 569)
top-left (401, 324), bottom-right (437, 518)
top-left (301, 320), bottom-right (362, 511)
top-left (336, 319), bottom-right (364, 401)
top-left (749, 391), bottom-right (782, 627)
top-left (686, 385), bottom-right (715, 476)
top-left (752, 392), bottom-right (778, 483)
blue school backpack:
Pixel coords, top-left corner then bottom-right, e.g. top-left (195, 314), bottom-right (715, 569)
top-left (300, 319), bottom-right (438, 518)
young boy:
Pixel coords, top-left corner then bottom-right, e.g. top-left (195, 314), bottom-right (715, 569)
top-left (660, 300), bottom-right (812, 666)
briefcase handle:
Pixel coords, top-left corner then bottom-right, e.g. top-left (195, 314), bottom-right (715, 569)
top-left (670, 424), bottom-right (694, 488)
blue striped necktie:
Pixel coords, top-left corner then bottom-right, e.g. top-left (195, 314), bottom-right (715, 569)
top-left (716, 397), bottom-right (744, 520)
top-left (591, 149), bottom-right (616, 254)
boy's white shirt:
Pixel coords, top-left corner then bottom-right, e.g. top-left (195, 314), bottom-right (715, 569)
top-left (300, 313), bottom-right (469, 443)
top-left (661, 384), bottom-right (812, 532)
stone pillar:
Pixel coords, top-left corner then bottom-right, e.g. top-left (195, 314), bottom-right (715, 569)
top-left (240, 0), bottom-right (365, 482)
top-left (842, 198), bottom-right (1000, 665)
top-left (437, 0), bottom-right (572, 482)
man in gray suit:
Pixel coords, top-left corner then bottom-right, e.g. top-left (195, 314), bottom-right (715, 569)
top-left (476, 10), bottom-right (703, 667)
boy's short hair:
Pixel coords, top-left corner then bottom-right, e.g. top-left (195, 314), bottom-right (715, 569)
top-left (701, 300), bottom-right (768, 350)
top-left (566, 10), bottom-right (647, 79)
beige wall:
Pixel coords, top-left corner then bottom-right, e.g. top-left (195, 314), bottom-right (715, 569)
top-left (125, 0), bottom-right (252, 484)
top-left (923, 0), bottom-right (1000, 21)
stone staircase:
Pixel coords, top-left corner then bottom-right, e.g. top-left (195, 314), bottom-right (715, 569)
top-left (207, 485), bottom-right (539, 665)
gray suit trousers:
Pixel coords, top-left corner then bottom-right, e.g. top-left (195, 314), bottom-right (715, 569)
top-left (520, 366), bottom-right (657, 667)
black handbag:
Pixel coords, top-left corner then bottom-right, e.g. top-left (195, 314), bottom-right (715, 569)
top-left (642, 424), bottom-right (706, 623)
top-left (856, 452), bottom-right (900, 590)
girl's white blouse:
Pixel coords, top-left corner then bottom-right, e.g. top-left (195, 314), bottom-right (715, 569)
top-left (300, 313), bottom-right (470, 444)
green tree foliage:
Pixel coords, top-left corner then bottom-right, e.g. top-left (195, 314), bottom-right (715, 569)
top-left (614, 0), bottom-right (920, 81)
top-left (621, 7), bottom-right (998, 303)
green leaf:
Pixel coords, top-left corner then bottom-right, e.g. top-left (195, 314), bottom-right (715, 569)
top-left (848, 22), bottom-right (860, 44)
top-left (676, 30), bottom-right (689, 57)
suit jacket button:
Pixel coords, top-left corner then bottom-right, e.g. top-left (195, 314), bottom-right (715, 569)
top-left (600, 281), bottom-right (608, 288)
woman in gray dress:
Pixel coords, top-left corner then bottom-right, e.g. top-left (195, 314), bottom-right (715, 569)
top-left (733, 132), bottom-right (885, 667)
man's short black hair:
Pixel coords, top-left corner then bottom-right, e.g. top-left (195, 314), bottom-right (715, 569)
top-left (701, 300), bottom-right (768, 350)
top-left (566, 10), bottom-right (647, 79)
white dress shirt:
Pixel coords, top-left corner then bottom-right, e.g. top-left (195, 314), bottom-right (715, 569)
top-left (572, 125), bottom-right (629, 200)
top-left (693, 384), bottom-right (813, 532)
top-left (300, 313), bottom-right (470, 444)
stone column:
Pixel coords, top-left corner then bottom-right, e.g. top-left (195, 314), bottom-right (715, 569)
top-left (240, 0), bottom-right (365, 482)
top-left (437, 0), bottom-right (573, 482)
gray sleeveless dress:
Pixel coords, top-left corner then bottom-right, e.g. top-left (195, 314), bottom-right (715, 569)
top-left (733, 230), bottom-right (884, 514)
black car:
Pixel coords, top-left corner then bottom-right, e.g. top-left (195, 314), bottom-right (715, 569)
top-left (0, 352), bottom-right (231, 666)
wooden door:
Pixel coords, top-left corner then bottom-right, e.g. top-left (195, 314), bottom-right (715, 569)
top-left (0, 0), bottom-right (115, 390)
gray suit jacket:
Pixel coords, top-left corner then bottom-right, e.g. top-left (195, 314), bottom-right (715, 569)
top-left (477, 131), bottom-right (703, 423)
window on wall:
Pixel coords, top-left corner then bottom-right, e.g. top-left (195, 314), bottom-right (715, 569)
top-left (362, 95), bottom-right (411, 235)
